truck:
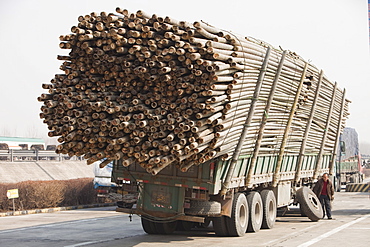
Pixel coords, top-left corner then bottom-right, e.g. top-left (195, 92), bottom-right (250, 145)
top-left (39, 8), bottom-right (350, 237)
top-left (93, 159), bottom-right (116, 202)
top-left (338, 155), bottom-right (363, 184)
top-left (93, 159), bottom-right (139, 206)
top-left (336, 128), bottom-right (364, 190)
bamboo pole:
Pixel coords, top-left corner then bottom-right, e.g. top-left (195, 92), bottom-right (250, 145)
top-left (272, 62), bottom-right (308, 187)
top-left (294, 70), bottom-right (323, 184)
top-left (313, 82), bottom-right (337, 179)
top-left (220, 47), bottom-right (270, 196)
top-left (245, 50), bottom-right (286, 187)
top-left (329, 89), bottom-right (346, 176)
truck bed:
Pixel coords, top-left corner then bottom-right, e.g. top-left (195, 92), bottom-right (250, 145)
top-left (113, 153), bottom-right (331, 195)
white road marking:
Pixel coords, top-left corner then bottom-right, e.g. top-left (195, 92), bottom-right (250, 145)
top-left (297, 214), bottom-right (370, 247)
top-left (64, 240), bottom-right (108, 247)
top-left (263, 222), bottom-right (324, 246)
top-left (0, 218), bottom-right (98, 234)
top-left (0, 215), bottom-right (123, 234)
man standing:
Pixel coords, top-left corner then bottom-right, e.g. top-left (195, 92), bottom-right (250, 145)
top-left (313, 173), bottom-right (335, 219)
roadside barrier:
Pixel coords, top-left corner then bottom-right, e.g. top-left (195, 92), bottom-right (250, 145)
top-left (345, 183), bottom-right (370, 192)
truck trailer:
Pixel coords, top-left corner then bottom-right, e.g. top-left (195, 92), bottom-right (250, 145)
top-left (114, 152), bottom-right (335, 236)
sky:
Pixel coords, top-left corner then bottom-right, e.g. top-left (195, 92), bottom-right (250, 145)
top-left (0, 0), bottom-right (369, 150)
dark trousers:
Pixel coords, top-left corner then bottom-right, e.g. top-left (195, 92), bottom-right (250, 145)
top-left (319, 195), bottom-right (332, 218)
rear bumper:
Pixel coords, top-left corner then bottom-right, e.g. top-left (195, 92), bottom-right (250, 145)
top-left (116, 207), bottom-right (206, 223)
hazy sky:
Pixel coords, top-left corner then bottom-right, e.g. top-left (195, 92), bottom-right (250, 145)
top-left (0, 0), bottom-right (369, 148)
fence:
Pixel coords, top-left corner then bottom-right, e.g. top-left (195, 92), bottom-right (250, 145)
top-left (0, 150), bottom-right (82, 162)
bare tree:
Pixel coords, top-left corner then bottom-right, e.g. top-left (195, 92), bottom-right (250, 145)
top-left (0, 126), bottom-right (17, 137)
top-left (25, 125), bottom-right (41, 138)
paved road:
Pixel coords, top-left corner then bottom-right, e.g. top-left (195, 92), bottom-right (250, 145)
top-left (0, 192), bottom-right (369, 247)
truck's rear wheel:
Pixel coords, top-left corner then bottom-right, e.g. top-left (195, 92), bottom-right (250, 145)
top-left (154, 221), bottom-right (177, 234)
top-left (225, 192), bottom-right (248, 237)
top-left (247, 191), bottom-right (263, 232)
top-left (141, 218), bottom-right (157, 234)
top-left (198, 217), bottom-right (211, 228)
top-left (176, 220), bottom-right (194, 231)
top-left (261, 190), bottom-right (276, 229)
top-left (296, 186), bottom-right (323, 222)
top-left (212, 216), bottom-right (229, 236)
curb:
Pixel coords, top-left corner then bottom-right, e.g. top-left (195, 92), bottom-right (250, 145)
top-left (0, 202), bottom-right (117, 217)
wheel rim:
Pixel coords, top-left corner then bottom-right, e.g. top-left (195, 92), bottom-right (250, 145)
top-left (255, 201), bottom-right (262, 225)
top-left (239, 203), bottom-right (247, 227)
top-left (308, 194), bottom-right (320, 210)
top-left (268, 200), bottom-right (275, 221)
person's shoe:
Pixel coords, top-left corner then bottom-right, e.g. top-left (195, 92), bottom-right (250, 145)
top-left (328, 217), bottom-right (333, 220)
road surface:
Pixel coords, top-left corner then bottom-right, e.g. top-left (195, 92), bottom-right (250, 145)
top-left (0, 191), bottom-right (369, 247)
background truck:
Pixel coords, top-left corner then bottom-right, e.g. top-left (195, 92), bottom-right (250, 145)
top-left (93, 159), bottom-right (138, 206)
top-left (93, 159), bottom-right (117, 201)
top-left (336, 128), bottom-right (364, 190)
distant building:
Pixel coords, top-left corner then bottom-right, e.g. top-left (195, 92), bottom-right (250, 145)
top-left (0, 136), bottom-right (45, 150)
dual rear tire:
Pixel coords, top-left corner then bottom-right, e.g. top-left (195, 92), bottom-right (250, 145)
top-left (226, 193), bottom-right (249, 236)
top-left (141, 218), bottom-right (177, 234)
top-left (261, 190), bottom-right (277, 229)
top-left (142, 190), bottom-right (277, 237)
top-left (247, 191), bottom-right (263, 232)
top-left (213, 190), bottom-right (276, 237)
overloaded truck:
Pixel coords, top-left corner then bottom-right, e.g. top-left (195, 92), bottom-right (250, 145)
top-left (38, 8), bottom-right (350, 237)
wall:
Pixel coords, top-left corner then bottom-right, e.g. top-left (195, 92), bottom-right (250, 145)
top-left (0, 161), bottom-right (94, 183)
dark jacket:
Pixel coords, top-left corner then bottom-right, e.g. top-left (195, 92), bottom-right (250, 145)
top-left (313, 178), bottom-right (334, 200)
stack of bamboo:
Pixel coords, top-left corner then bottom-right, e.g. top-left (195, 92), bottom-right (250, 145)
top-left (39, 8), bottom-right (350, 175)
